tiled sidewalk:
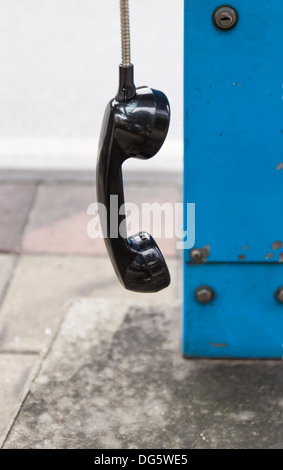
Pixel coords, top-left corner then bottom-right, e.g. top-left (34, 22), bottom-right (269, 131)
top-left (0, 170), bottom-right (182, 439)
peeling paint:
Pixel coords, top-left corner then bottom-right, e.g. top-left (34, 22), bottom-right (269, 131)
top-left (279, 253), bottom-right (283, 263)
top-left (238, 255), bottom-right (246, 260)
top-left (243, 245), bottom-right (249, 251)
top-left (276, 163), bottom-right (283, 171)
top-left (265, 253), bottom-right (274, 260)
top-left (192, 245), bottom-right (210, 264)
top-left (203, 244), bottom-right (210, 261)
top-left (272, 241), bottom-right (283, 250)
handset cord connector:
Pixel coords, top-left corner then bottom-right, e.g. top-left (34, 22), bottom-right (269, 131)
top-left (116, 1), bottom-right (136, 102)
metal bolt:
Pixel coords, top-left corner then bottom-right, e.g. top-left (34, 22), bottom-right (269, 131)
top-left (190, 249), bottom-right (203, 262)
top-left (212, 6), bottom-right (238, 31)
top-left (195, 286), bottom-right (215, 304)
top-left (275, 287), bottom-right (283, 304)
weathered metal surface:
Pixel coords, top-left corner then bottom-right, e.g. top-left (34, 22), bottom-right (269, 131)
top-left (183, 0), bottom-right (283, 357)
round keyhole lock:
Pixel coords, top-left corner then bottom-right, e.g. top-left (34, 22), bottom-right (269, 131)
top-left (212, 6), bottom-right (238, 31)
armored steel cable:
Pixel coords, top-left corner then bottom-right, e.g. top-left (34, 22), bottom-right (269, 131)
top-left (120, 0), bottom-right (131, 66)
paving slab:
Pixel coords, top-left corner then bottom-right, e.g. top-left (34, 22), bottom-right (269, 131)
top-left (0, 255), bottom-right (15, 301)
top-left (3, 298), bottom-right (282, 449)
top-left (0, 183), bottom-right (36, 252)
top-left (0, 353), bottom-right (37, 437)
top-left (0, 255), bottom-right (179, 353)
top-left (22, 184), bottom-right (102, 255)
top-left (22, 183), bottom-right (180, 257)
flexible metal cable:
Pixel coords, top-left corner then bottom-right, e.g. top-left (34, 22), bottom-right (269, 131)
top-left (120, 0), bottom-right (131, 66)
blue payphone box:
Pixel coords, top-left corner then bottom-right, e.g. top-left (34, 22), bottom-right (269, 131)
top-left (183, 1), bottom-right (283, 358)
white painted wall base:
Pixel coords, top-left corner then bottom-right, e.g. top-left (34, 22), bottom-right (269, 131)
top-left (0, 137), bottom-right (183, 173)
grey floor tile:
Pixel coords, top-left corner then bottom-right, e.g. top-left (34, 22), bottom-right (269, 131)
top-left (0, 183), bottom-right (36, 252)
top-left (0, 353), bottom-right (36, 437)
top-left (0, 255), bottom-right (180, 352)
top-left (0, 255), bottom-right (15, 301)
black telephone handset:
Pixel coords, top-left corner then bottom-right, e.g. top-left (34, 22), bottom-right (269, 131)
top-left (96, 65), bottom-right (171, 292)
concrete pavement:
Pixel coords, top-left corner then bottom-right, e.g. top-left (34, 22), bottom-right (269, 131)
top-left (0, 169), bottom-right (181, 441)
top-left (0, 170), bottom-right (282, 449)
top-left (2, 298), bottom-right (283, 449)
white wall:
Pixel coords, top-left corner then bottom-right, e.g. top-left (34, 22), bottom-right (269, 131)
top-left (0, 0), bottom-right (183, 171)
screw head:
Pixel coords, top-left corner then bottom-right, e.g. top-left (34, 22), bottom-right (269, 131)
top-left (195, 286), bottom-right (215, 304)
top-left (275, 287), bottom-right (283, 304)
top-left (190, 249), bottom-right (203, 262)
top-left (213, 6), bottom-right (238, 31)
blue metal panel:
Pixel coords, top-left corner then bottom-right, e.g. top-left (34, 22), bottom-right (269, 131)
top-left (184, 0), bottom-right (283, 263)
top-left (183, 0), bottom-right (283, 357)
top-left (183, 263), bottom-right (283, 358)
